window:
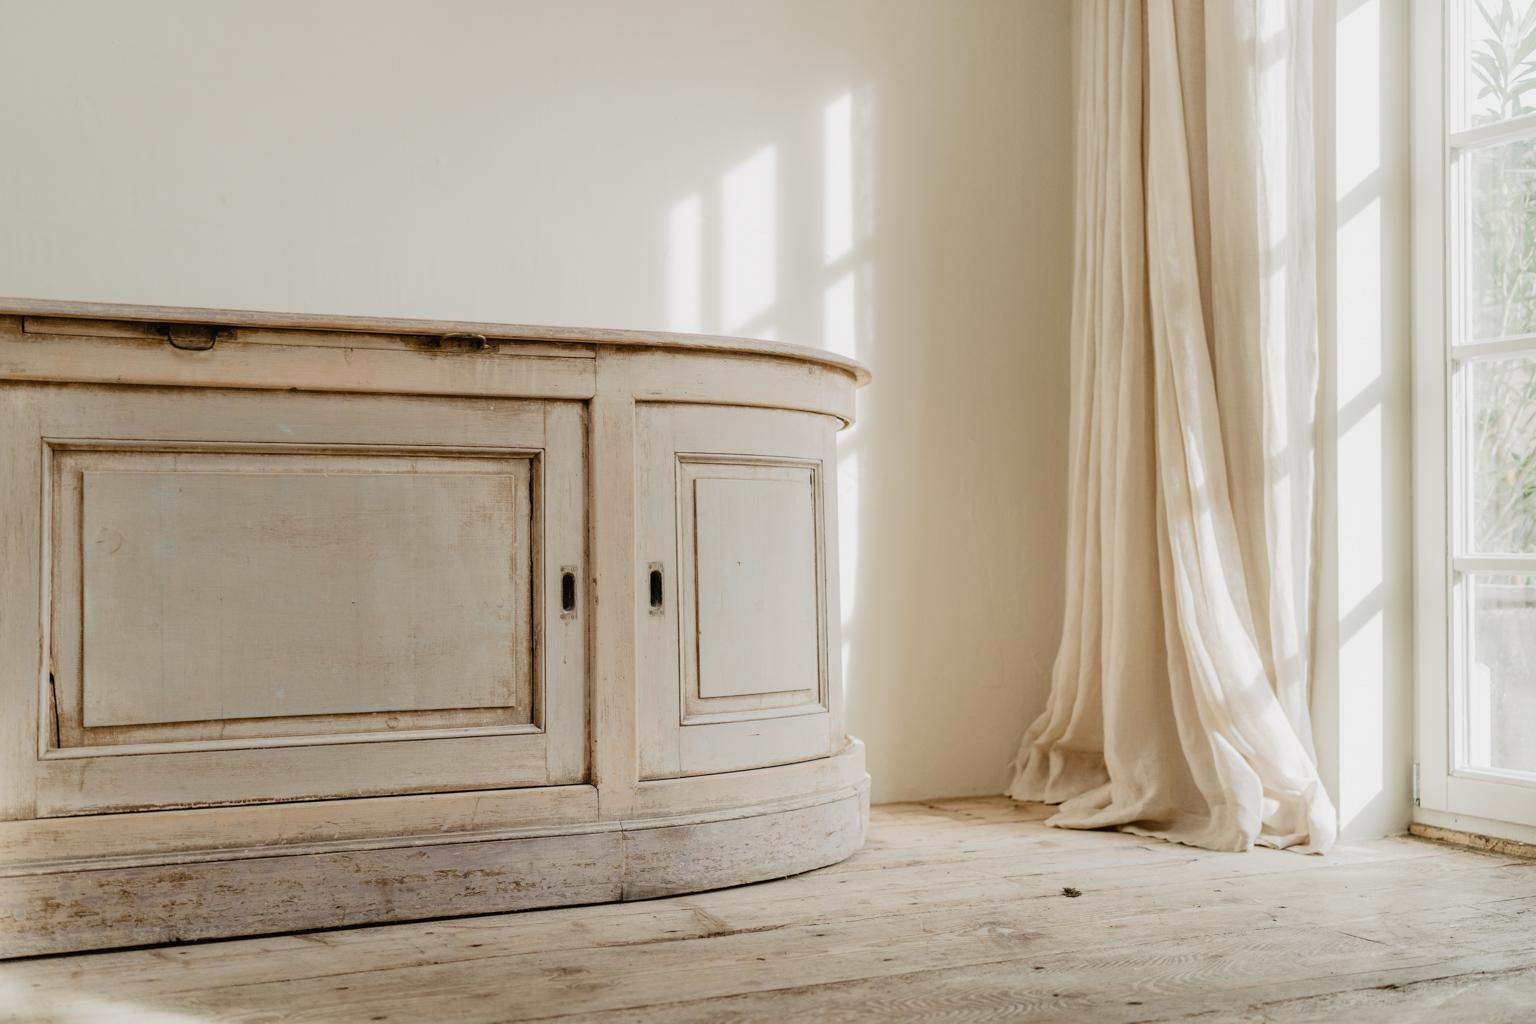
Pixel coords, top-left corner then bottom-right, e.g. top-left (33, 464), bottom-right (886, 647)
top-left (1415, 0), bottom-right (1536, 833)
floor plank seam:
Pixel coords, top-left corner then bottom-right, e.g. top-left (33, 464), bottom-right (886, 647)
top-left (1167, 961), bottom-right (1536, 1023)
top-left (509, 952), bottom-right (1059, 1022)
top-left (10, 798), bottom-right (1536, 1022)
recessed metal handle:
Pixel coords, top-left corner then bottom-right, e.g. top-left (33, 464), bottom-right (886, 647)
top-left (163, 324), bottom-right (218, 351)
top-left (429, 332), bottom-right (495, 351)
top-left (648, 563), bottom-right (664, 615)
top-left (560, 566), bottom-right (578, 620)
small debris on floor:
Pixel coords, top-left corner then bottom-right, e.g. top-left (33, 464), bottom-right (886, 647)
top-left (1061, 886), bottom-right (1082, 898)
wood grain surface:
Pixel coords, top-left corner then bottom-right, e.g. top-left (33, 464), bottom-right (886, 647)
top-left (4, 796), bottom-right (1533, 1022)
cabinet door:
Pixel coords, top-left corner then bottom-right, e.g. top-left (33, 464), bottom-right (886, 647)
top-left (636, 404), bottom-right (841, 778)
top-left (0, 384), bottom-right (586, 818)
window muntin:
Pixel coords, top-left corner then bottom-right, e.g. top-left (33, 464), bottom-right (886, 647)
top-left (1450, 0), bottom-right (1536, 781)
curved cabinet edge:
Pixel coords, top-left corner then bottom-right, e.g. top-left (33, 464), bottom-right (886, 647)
top-left (0, 740), bottom-right (869, 870)
top-left (621, 780), bottom-right (869, 902)
top-left (0, 300), bottom-right (872, 385)
top-left (0, 780), bottom-right (870, 958)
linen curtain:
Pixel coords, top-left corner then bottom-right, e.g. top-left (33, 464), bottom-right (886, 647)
top-left (1008, 0), bottom-right (1335, 852)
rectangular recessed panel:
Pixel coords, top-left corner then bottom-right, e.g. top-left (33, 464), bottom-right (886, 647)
top-left (79, 462), bottom-right (526, 728)
top-left (693, 475), bottom-right (819, 700)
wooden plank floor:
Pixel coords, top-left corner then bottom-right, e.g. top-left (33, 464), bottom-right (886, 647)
top-left (4, 797), bottom-right (1536, 1022)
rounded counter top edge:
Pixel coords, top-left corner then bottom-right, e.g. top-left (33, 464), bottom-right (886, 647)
top-left (0, 297), bottom-right (872, 385)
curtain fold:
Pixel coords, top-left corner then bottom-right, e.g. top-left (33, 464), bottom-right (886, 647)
top-left (1008, 0), bottom-right (1335, 853)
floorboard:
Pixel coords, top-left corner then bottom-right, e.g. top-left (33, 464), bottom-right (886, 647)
top-left (3, 797), bottom-right (1533, 1022)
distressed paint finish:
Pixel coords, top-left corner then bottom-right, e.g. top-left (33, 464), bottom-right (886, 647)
top-left (72, 451), bottom-right (532, 730)
top-left (9, 799), bottom-right (1536, 1021)
top-left (636, 405), bottom-right (842, 781)
top-left (0, 786), bottom-right (868, 958)
top-left (0, 300), bottom-right (868, 957)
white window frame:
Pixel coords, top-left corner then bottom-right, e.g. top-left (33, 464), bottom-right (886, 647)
top-left (1413, 0), bottom-right (1536, 838)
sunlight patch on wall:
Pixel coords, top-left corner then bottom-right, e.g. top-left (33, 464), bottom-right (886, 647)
top-left (1337, 372), bottom-right (1385, 623)
top-left (655, 85), bottom-right (875, 702)
top-left (721, 145), bottom-right (777, 334)
top-left (824, 93), bottom-right (854, 265)
top-left (1335, 0), bottom-right (1380, 198)
top-left (824, 87), bottom-right (866, 702)
top-left (1332, 0), bottom-right (1387, 833)
top-left (1337, 201), bottom-right (1383, 406)
top-left (1338, 607), bottom-right (1386, 821)
top-left (823, 271), bottom-right (857, 360)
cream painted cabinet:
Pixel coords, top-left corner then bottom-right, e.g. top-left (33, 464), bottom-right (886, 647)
top-left (637, 404), bottom-right (841, 778)
top-left (0, 384), bottom-right (587, 816)
top-left (0, 303), bottom-right (869, 958)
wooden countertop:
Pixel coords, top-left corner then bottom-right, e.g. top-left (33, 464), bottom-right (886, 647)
top-left (0, 298), bottom-right (871, 385)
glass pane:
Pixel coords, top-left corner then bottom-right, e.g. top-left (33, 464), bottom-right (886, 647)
top-left (1467, 139), bottom-right (1536, 340)
top-left (1464, 573), bottom-right (1536, 774)
top-left (1461, 0), bottom-right (1536, 129)
top-left (1470, 357), bottom-right (1536, 551)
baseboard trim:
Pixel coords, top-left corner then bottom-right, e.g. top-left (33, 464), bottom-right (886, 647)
top-left (1409, 820), bottom-right (1536, 859)
top-left (1, 781), bottom-right (869, 958)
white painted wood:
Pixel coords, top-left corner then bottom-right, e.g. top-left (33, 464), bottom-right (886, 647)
top-left (19, 316), bottom-right (164, 340)
top-left (622, 347), bottom-right (858, 424)
top-left (33, 736), bottom-right (551, 816)
top-left (636, 404), bottom-right (841, 780)
top-left (1447, 108), bottom-right (1536, 151)
top-left (540, 400), bottom-right (589, 785)
top-left (0, 831), bottom-right (628, 959)
top-left (1447, 333), bottom-right (1536, 360)
top-left (676, 714), bottom-right (839, 775)
top-left (0, 320), bottom-right (859, 423)
top-left (72, 452), bottom-right (530, 729)
top-left (0, 738), bottom-right (866, 870)
top-left (0, 302), bottom-right (866, 956)
top-left (690, 466), bottom-right (820, 703)
top-left (626, 738), bottom-right (866, 819)
top-left (620, 788), bottom-right (868, 900)
top-left (19, 316), bottom-right (594, 360)
top-left (1, 385), bottom-right (586, 813)
top-left (1410, 0), bottom-right (1536, 832)
top-left (0, 389), bottom-right (43, 822)
top-left (0, 296), bottom-right (870, 383)
top-left (0, 786), bottom-right (867, 958)
top-left (0, 785), bottom-right (600, 868)
top-left (0, 326), bottom-right (599, 401)
top-left (1410, 0), bottom-right (1455, 818)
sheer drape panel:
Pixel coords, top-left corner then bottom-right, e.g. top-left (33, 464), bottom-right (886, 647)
top-left (1008, 0), bottom-right (1335, 853)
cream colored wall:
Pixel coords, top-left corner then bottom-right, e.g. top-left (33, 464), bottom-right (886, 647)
top-left (1311, 0), bottom-right (1414, 842)
top-left (0, 1), bottom-right (1074, 803)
